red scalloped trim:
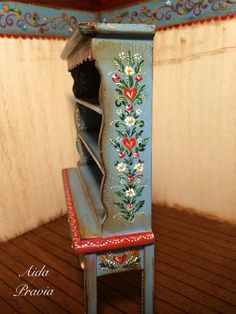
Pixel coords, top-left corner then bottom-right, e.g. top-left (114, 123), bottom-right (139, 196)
top-left (62, 169), bottom-right (155, 254)
top-left (0, 33), bottom-right (68, 40)
top-left (157, 13), bottom-right (236, 31)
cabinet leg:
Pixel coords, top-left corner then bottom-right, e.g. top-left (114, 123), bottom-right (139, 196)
top-left (142, 244), bottom-right (154, 314)
top-left (84, 253), bottom-right (97, 314)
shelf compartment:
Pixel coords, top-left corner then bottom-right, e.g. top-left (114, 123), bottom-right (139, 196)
top-left (65, 168), bottom-right (102, 239)
top-left (78, 130), bottom-right (104, 174)
top-left (75, 97), bottom-right (102, 115)
top-left (70, 60), bottom-right (100, 99)
top-left (78, 102), bottom-right (102, 133)
top-left (78, 164), bottom-right (106, 224)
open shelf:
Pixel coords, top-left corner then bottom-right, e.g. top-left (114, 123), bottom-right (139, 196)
top-left (66, 168), bottom-right (102, 239)
top-left (75, 97), bottom-right (102, 115)
top-left (70, 60), bottom-right (100, 99)
top-left (70, 59), bottom-right (105, 225)
top-left (78, 130), bottom-right (104, 174)
top-left (78, 164), bottom-right (106, 224)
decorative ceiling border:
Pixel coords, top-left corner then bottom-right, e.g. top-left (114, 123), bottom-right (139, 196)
top-left (100, 0), bottom-right (236, 29)
top-left (0, 2), bottom-right (97, 38)
top-left (1, 0), bottom-right (236, 38)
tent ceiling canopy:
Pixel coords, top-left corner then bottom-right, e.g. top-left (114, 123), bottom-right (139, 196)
top-left (4, 0), bottom-right (144, 11)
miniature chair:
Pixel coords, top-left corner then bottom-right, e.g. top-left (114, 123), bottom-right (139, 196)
top-left (61, 22), bottom-right (155, 314)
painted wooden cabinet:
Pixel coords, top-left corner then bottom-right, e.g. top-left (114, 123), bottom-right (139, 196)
top-left (61, 22), bottom-right (155, 313)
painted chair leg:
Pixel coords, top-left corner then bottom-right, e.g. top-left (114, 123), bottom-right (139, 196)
top-left (142, 244), bottom-right (154, 314)
top-left (84, 254), bottom-right (97, 314)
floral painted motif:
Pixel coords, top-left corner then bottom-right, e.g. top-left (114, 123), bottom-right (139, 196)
top-left (0, 3), bottom-right (97, 37)
top-left (0, 4), bottom-right (77, 34)
top-left (110, 51), bottom-right (148, 222)
top-left (99, 249), bottom-right (141, 271)
top-left (103, 0), bottom-right (236, 28)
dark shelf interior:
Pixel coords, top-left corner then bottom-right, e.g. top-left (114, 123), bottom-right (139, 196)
top-left (72, 58), bottom-right (105, 218)
top-left (79, 103), bottom-right (102, 132)
top-left (70, 60), bottom-right (100, 100)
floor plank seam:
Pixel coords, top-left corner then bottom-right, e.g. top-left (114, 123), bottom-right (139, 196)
top-left (156, 250), bottom-right (236, 290)
top-left (156, 269), bottom-right (236, 309)
top-left (154, 214), bottom-right (236, 244)
top-left (156, 230), bottom-right (236, 265)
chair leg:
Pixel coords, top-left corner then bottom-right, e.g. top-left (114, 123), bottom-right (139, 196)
top-left (84, 253), bottom-right (97, 314)
top-left (142, 244), bottom-right (154, 314)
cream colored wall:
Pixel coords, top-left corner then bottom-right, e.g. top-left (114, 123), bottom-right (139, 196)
top-left (153, 19), bottom-right (236, 224)
top-left (0, 38), bottom-right (78, 241)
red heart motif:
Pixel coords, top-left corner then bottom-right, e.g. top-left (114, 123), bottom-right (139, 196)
top-left (113, 254), bottom-right (127, 265)
top-left (124, 88), bottom-right (137, 101)
top-left (123, 138), bottom-right (136, 152)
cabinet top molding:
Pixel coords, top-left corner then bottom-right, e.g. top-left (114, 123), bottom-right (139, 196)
top-left (61, 22), bottom-right (155, 61)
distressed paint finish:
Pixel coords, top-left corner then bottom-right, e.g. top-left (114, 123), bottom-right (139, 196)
top-left (92, 35), bottom-right (153, 236)
top-left (142, 244), bottom-right (154, 313)
top-left (62, 23), bottom-right (155, 314)
top-left (84, 254), bottom-right (97, 314)
top-left (1, 0), bottom-right (236, 39)
top-left (100, 0), bottom-right (236, 29)
top-left (110, 51), bottom-right (148, 223)
top-left (0, 2), bottom-right (96, 37)
top-left (62, 169), bottom-right (154, 254)
top-left (97, 248), bottom-right (144, 276)
top-left (65, 168), bottom-right (102, 239)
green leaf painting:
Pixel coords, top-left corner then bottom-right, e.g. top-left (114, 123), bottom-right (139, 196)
top-left (111, 51), bottom-right (149, 222)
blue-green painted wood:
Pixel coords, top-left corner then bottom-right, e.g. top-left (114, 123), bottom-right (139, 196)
top-left (78, 164), bottom-right (106, 224)
top-left (96, 247), bottom-right (144, 277)
top-left (67, 168), bottom-right (102, 239)
top-left (142, 244), bottom-right (154, 314)
top-left (92, 35), bottom-right (154, 236)
top-left (84, 254), bottom-right (97, 314)
top-left (1, 1), bottom-right (236, 38)
top-left (76, 98), bottom-right (102, 115)
top-left (63, 23), bottom-right (155, 237)
top-left (78, 130), bottom-right (104, 174)
top-left (61, 22), bottom-right (155, 59)
top-left (100, 0), bottom-right (236, 29)
top-left (62, 23), bottom-right (155, 314)
top-left (78, 21), bottom-right (155, 37)
top-left (0, 2), bottom-right (96, 37)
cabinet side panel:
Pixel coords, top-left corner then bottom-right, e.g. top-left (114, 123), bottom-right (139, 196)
top-left (92, 38), bottom-right (153, 235)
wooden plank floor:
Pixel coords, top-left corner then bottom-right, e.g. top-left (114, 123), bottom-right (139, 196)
top-left (0, 206), bottom-right (236, 313)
